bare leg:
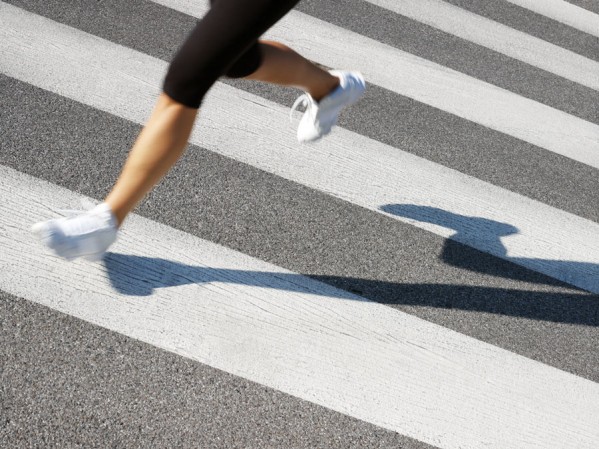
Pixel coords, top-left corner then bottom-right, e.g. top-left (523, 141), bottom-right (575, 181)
top-left (105, 41), bottom-right (336, 226)
top-left (245, 40), bottom-right (339, 101)
top-left (104, 93), bottom-right (197, 226)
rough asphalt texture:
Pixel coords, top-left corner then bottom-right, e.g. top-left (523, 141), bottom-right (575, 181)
top-left (1, 0), bottom-right (598, 447)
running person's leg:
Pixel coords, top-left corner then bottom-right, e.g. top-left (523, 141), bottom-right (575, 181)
top-left (102, 53), bottom-right (340, 228)
top-left (247, 40), bottom-right (366, 143)
top-left (32, 0), bottom-right (365, 260)
top-left (246, 40), bottom-right (340, 102)
top-left (104, 0), bottom-right (310, 226)
top-left (203, 0), bottom-right (339, 102)
top-left (162, 0), bottom-right (302, 109)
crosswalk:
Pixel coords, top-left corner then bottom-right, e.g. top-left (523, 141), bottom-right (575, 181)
top-left (1, 0), bottom-right (598, 447)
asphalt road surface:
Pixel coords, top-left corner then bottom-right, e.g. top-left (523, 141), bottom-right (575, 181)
top-left (1, 0), bottom-right (598, 447)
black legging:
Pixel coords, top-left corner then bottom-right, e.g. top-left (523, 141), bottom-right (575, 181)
top-left (163, 0), bottom-right (301, 109)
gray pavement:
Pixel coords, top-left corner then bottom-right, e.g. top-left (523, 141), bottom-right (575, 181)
top-left (1, 0), bottom-right (598, 447)
top-left (568, 0), bottom-right (599, 14)
top-left (1, 292), bottom-right (432, 449)
top-left (440, 0), bottom-right (599, 61)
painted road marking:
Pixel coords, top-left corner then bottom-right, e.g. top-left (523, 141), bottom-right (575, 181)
top-left (1, 165), bottom-right (599, 449)
top-left (149, 0), bottom-right (599, 167)
top-left (364, 0), bottom-right (599, 90)
top-left (2, 2), bottom-right (599, 293)
top-left (505, 0), bottom-right (599, 38)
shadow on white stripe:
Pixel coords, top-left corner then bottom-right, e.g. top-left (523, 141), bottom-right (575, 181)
top-left (2, 165), bottom-right (599, 449)
top-left (2, 2), bottom-right (599, 294)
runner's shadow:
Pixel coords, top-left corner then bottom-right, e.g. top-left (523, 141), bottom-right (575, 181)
top-left (380, 204), bottom-right (598, 290)
top-left (103, 253), bottom-right (356, 299)
top-left (103, 252), bottom-right (599, 326)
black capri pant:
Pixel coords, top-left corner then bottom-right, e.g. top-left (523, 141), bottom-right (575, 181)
top-left (163, 0), bottom-right (301, 109)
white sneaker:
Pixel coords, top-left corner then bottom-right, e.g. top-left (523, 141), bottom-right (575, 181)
top-left (31, 203), bottom-right (118, 261)
top-left (290, 70), bottom-right (366, 143)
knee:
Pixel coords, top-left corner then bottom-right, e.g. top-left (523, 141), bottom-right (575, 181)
top-left (163, 61), bottom-right (204, 109)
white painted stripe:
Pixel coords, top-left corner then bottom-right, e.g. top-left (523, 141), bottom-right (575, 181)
top-left (2, 3), bottom-right (599, 294)
top-left (150, 0), bottom-right (599, 168)
top-left (2, 165), bottom-right (599, 449)
top-left (505, 0), bottom-right (599, 38)
top-left (362, 0), bottom-right (599, 90)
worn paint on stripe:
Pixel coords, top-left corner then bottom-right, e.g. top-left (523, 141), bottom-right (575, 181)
top-left (1, 165), bottom-right (599, 449)
top-left (2, 2), bottom-right (599, 294)
top-left (363, 0), bottom-right (599, 90)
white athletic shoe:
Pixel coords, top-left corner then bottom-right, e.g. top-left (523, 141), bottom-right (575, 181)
top-left (31, 203), bottom-right (118, 261)
top-left (290, 70), bottom-right (366, 143)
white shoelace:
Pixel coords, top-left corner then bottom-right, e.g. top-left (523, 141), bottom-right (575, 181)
top-left (289, 93), bottom-right (316, 123)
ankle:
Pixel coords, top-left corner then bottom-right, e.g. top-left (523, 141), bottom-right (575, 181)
top-left (103, 199), bottom-right (126, 228)
top-left (310, 75), bottom-right (340, 102)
